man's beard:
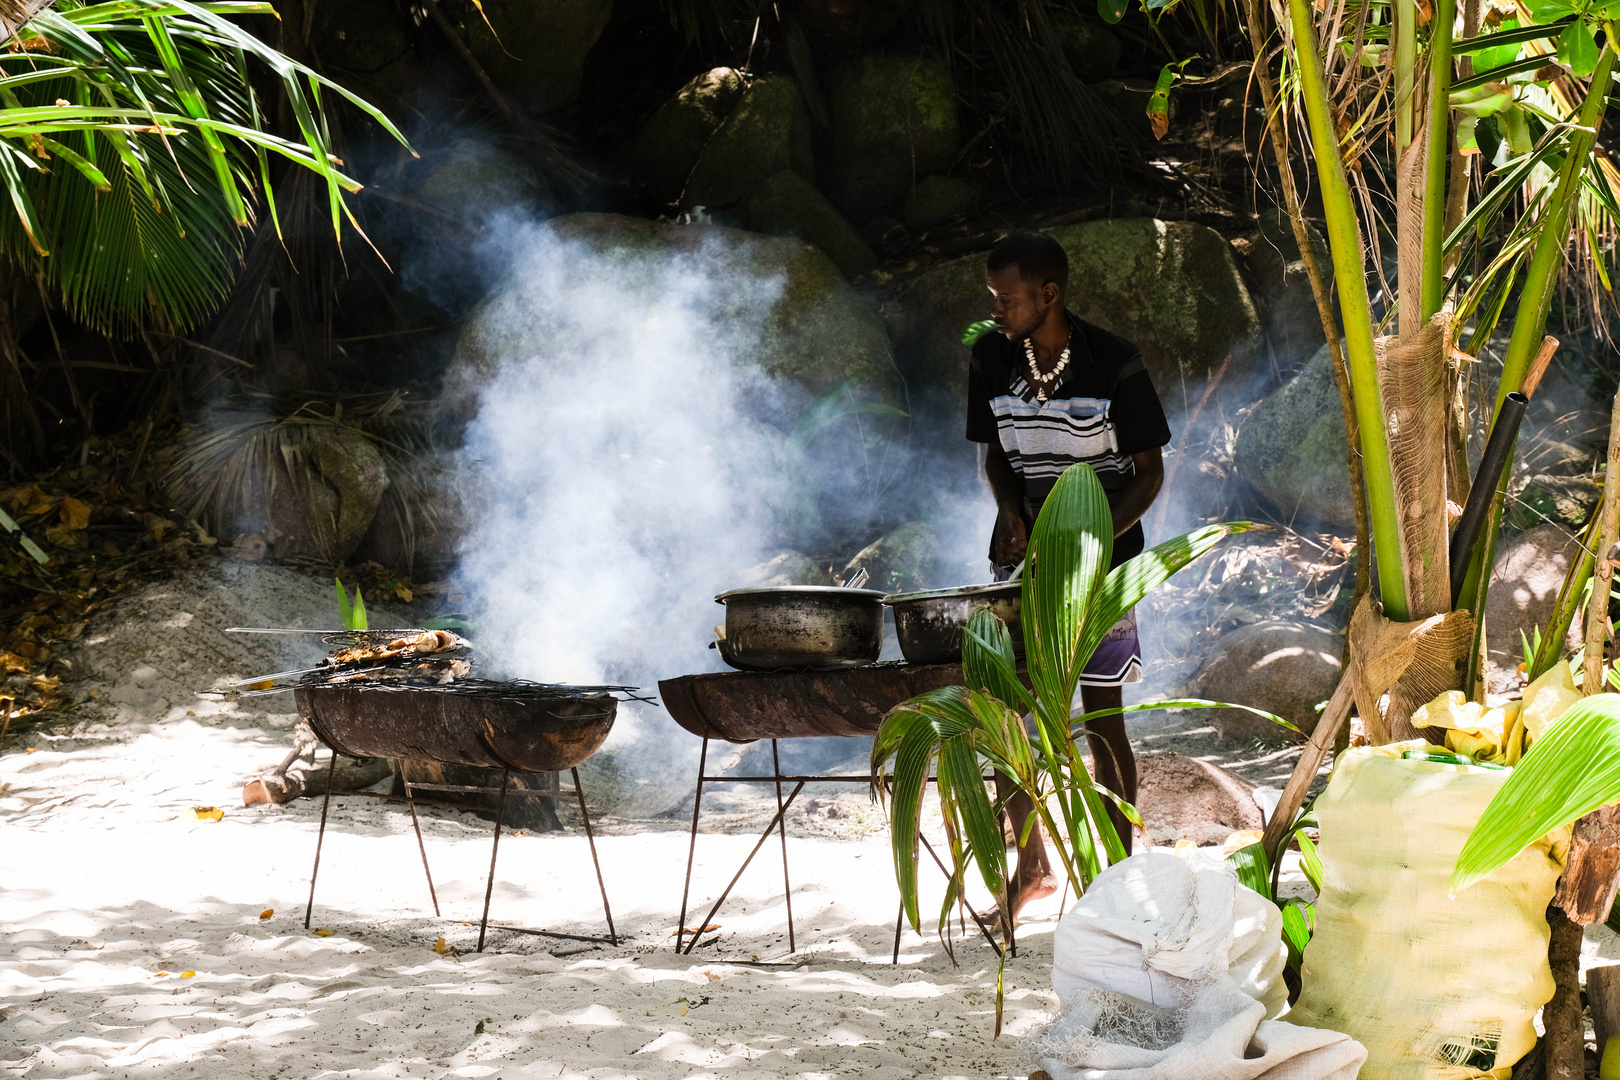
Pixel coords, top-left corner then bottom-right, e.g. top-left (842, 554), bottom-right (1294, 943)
top-left (997, 306), bottom-right (1048, 339)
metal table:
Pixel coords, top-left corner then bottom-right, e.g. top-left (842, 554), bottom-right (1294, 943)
top-left (659, 662), bottom-right (1008, 961)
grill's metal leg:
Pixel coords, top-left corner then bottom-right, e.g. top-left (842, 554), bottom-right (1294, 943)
top-left (304, 749), bottom-right (340, 930)
top-left (892, 901), bottom-right (904, 965)
top-left (675, 737), bottom-right (708, 954)
top-left (919, 833), bottom-right (1001, 958)
top-left (771, 739), bottom-right (794, 954)
top-left (571, 767), bottom-right (617, 946)
top-left (681, 781), bottom-right (805, 955)
top-left (476, 768), bottom-right (511, 953)
top-left (404, 772), bottom-right (440, 917)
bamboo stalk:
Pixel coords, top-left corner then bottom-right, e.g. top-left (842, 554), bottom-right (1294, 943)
top-left (1522, 335), bottom-right (1559, 399)
top-left (1583, 380), bottom-right (1620, 695)
top-left (1496, 48), bottom-right (1615, 407)
top-left (1395, 0), bottom-right (1419, 156)
top-left (1529, 511), bottom-right (1600, 682)
top-left (1287, 0), bottom-right (1410, 620)
top-left (1421, 0), bottom-right (1457, 322)
top-left (1461, 46), bottom-right (1617, 686)
top-left (1262, 676), bottom-right (1355, 862)
top-left (1242, 0), bottom-right (1372, 601)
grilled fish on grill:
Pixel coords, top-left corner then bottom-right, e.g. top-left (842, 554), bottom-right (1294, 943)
top-left (328, 657), bottom-right (472, 685)
top-left (327, 630), bottom-right (465, 666)
top-left (205, 627), bottom-right (476, 699)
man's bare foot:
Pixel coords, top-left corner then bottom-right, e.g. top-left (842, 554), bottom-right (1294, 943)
top-left (982, 871), bottom-right (1060, 928)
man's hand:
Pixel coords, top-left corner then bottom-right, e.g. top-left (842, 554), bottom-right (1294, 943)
top-left (1109, 448), bottom-right (1165, 538)
top-left (992, 506), bottom-right (1028, 567)
top-left (984, 441), bottom-right (1029, 569)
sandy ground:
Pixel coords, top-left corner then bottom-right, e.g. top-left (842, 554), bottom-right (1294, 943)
top-left (0, 697), bottom-right (1083, 1080)
top-left (0, 561), bottom-right (1316, 1080)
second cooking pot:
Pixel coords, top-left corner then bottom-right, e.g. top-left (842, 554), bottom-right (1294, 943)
top-left (713, 586), bottom-right (886, 670)
top-left (883, 582), bottom-right (1023, 666)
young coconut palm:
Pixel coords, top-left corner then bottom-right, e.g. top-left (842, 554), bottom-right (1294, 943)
top-left (871, 464), bottom-right (1278, 1026)
top-left (1226, 0), bottom-right (1620, 851)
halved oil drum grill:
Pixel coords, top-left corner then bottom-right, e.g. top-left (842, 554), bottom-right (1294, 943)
top-left (292, 678), bottom-right (634, 951)
top-left (658, 662), bottom-right (1007, 960)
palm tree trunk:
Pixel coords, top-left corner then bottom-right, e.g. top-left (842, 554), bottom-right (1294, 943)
top-left (1287, 0), bottom-right (1411, 620)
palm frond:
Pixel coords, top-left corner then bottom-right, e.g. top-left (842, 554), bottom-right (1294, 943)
top-left (0, 0), bottom-right (409, 336)
top-left (1453, 692), bottom-right (1620, 893)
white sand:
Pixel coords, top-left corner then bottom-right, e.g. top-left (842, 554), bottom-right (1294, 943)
top-left (1, 703), bottom-right (1065, 1079)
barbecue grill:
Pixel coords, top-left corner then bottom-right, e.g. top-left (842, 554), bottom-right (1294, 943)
top-left (294, 678), bottom-right (632, 951)
top-left (659, 661), bottom-right (1010, 960)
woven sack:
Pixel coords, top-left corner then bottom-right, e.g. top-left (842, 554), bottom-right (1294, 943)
top-left (1288, 742), bottom-right (1570, 1079)
top-left (1027, 851), bottom-right (1366, 1080)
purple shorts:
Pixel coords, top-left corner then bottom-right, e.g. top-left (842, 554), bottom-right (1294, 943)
top-left (990, 564), bottom-right (1143, 688)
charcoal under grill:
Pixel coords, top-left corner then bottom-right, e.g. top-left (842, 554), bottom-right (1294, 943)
top-left (295, 678), bottom-right (628, 951)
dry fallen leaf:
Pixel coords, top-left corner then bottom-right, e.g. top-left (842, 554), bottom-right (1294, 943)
top-left (313, 929), bottom-right (333, 937)
top-left (191, 806), bottom-right (223, 821)
top-left (153, 971), bottom-right (169, 978)
top-left (433, 937), bottom-right (447, 954)
top-left (57, 496), bottom-right (90, 532)
top-left (259, 909), bottom-right (273, 920)
top-left (180, 971), bottom-right (195, 978)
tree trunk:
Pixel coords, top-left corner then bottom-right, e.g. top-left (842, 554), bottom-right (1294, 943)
top-left (1544, 906), bottom-right (1586, 1080)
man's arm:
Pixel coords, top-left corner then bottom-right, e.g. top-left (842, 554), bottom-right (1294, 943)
top-left (984, 440), bottom-right (1029, 566)
top-left (1111, 447), bottom-right (1164, 538)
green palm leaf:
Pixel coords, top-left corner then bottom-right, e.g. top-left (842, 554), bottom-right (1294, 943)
top-left (0, 0), bottom-right (409, 335)
top-left (1452, 693), bottom-right (1620, 893)
top-left (1022, 463), bottom-right (1112, 734)
top-left (1077, 522), bottom-right (1257, 665)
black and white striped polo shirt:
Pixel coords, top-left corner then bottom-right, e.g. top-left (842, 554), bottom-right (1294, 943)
top-left (966, 311), bottom-right (1171, 568)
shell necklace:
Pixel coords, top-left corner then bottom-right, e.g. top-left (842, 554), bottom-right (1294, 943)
top-left (1023, 334), bottom-right (1071, 403)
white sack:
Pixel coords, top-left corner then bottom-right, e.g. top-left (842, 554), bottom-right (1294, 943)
top-left (1028, 851), bottom-right (1366, 1080)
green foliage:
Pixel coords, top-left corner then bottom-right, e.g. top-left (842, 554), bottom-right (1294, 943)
top-left (873, 463), bottom-right (1257, 947)
top-left (1453, 693), bottom-right (1620, 893)
top-left (0, 0), bottom-right (408, 336)
top-left (960, 319), bottom-right (996, 346)
top-left (1470, 18), bottom-right (1528, 70)
top-left (1227, 829), bottom-right (1320, 979)
top-left (334, 576), bottom-right (367, 631)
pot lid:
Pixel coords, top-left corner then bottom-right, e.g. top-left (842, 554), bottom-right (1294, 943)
top-left (715, 585), bottom-right (888, 604)
top-left (881, 581), bottom-right (1021, 604)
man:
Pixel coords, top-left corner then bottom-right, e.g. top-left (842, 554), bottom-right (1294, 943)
top-left (966, 231), bottom-right (1170, 919)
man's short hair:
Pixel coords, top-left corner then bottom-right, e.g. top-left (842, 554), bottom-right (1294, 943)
top-left (987, 232), bottom-right (1069, 293)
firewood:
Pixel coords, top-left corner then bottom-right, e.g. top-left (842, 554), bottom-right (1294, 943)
top-left (242, 718), bottom-right (391, 804)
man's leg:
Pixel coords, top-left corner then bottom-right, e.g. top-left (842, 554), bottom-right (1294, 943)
top-left (993, 771), bottom-right (1058, 919)
top-left (1080, 684), bottom-right (1136, 854)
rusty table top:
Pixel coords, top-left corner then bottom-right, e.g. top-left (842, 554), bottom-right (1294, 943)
top-left (657, 662), bottom-right (966, 743)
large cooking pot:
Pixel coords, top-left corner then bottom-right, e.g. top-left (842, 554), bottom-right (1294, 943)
top-left (883, 582), bottom-right (1022, 665)
top-left (713, 586), bottom-right (886, 670)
